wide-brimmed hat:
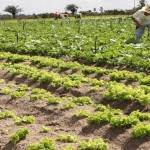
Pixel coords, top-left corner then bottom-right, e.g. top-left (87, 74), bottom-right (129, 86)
top-left (142, 5), bottom-right (150, 13)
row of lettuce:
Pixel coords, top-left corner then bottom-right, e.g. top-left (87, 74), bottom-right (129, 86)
top-left (0, 61), bottom-right (149, 105)
top-left (10, 127), bottom-right (108, 150)
top-left (0, 52), bottom-right (149, 85)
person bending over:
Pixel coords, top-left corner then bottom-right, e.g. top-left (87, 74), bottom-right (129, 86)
top-left (131, 5), bottom-right (150, 41)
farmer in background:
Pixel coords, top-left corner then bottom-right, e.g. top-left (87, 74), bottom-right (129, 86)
top-left (131, 5), bottom-right (150, 41)
top-left (74, 10), bottom-right (82, 19)
top-left (54, 12), bottom-right (59, 20)
top-left (64, 12), bottom-right (69, 18)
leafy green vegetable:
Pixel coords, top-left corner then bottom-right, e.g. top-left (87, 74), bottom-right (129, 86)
top-left (9, 127), bottom-right (29, 144)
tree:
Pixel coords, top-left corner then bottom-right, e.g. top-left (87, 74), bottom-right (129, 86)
top-left (18, 8), bottom-right (24, 15)
top-left (4, 5), bottom-right (21, 19)
top-left (138, 0), bottom-right (147, 8)
top-left (99, 7), bottom-right (103, 13)
top-left (65, 4), bottom-right (79, 15)
top-left (93, 8), bottom-right (96, 13)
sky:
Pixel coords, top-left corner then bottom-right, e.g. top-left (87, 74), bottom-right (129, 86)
top-left (0, 0), bottom-right (150, 15)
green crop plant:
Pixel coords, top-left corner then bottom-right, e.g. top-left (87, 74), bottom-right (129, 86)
top-left (104, 82), bottom-right (150, 105)
top-left (57, 134), bottom-right (78, 143)
top-left (139, 85), bottom-right (150, 94)
top-left (110, 115), bottom-right (139, 128)
top-left (130, 110), bottom-right (150, 121)
top-left (72, 97), bottom-right (93, 106)
top-left (47, 97), bottom-right (62, 105)
top-left (11, 91), bottom-right (26, 99)
top-left (0, 110), bottom-right (15, 119)
top-left (30, 88), bottom-right (51, 101)
top-left (132, 123), bottom-right (150, 138)
top-left (140, 77), bottom-right (150, 86)
top-left (40, 126), bottom-right (52, 133)
top-left (78, 138), bottom-right (108, 150)
top-left (9, 127), bottom-right (29, 144)
top-left (74, 110), bottom-right (91, 118)
top-left (1, 87), bottom-right (12, 95)
top-left (62, 102), bottom-right (76, 110)
top-left (96, 104), bottom-right (108, 111)
top-left (17, 84), bottom-right (29, 91)
top-left (88, 85), bottom-right (101, 92)
top-left (0, 79), bottom-right (5, 83)
top-left (88, 111), bottom-right (111, 125)
top-left (27, 137), bottom-right (56, 150)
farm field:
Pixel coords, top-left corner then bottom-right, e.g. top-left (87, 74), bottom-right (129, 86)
top-left (0, 18), bottom-right (150, 150)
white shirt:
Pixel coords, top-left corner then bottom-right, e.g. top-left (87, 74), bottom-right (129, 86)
top-left (133, 9), bottom-right (150, 26)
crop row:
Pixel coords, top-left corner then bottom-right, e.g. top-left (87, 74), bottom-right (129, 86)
top-left (0, 63), bottom-right (150, 105)
top-left (0, 79), bottom-right (93, 109)
top-left (0, 109), bottom-right (34, 125)
top-left (9, 123), bottom-right (150, 149)
top-left (0, 52), bottom-right (149, 85)
top-left (9, 127), bottom-right (108, 150)
top-left (88, 104), bottom-right (150, 126)
top-left (82, 105), bottom-right (150, 138)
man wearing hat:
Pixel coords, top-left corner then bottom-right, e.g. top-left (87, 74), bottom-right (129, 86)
top-left (132, 5), bottom-right (150, 40)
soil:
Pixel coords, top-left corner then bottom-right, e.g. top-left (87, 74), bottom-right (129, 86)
top-left (0, 62), bottom-right (149, 150)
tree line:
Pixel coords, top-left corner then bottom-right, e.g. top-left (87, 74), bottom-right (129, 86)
top-left (0, 0), bottom-right (147, 19)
